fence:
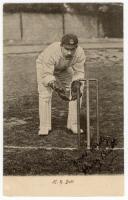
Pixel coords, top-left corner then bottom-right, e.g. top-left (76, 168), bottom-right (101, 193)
top-left (3, 12), bottom-right (102, 44)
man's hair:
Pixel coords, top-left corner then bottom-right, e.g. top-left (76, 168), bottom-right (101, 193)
top-left (61, 33), bottom-right (78, 47)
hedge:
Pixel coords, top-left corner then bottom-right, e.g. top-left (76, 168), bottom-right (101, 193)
top-left (3, 3), bottom-right (123, 15)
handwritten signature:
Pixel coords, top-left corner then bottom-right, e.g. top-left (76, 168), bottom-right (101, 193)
top-left (73, 136), bottom-right (118, 174)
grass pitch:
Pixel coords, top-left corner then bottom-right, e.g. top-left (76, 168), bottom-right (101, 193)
top-left (3, 48), bottom-right (123, 175)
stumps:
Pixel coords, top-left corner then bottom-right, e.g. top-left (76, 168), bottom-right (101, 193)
top-left (76, 81), bottom-right (81, 149)
top-left (76, 79), bottom-right (99, 150)
top-left (86, 79), bottom-right (91, 150)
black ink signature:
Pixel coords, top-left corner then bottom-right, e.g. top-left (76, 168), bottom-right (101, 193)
top-left (73, 136), bottom-right (118, 174)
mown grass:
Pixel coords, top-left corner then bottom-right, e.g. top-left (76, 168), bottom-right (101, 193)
top-left (3, 48), bottom-right (123, 175)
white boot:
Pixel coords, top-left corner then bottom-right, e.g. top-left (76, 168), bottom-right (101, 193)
top-left (38, 96), bottom-right (51, 135)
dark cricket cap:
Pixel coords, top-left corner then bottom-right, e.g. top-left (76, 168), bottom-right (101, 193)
top-left (61, 33), bottom-right (78, 49)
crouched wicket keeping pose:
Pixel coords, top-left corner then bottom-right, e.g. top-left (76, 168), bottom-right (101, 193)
top-left (36, 33), bottom-right (86, 135)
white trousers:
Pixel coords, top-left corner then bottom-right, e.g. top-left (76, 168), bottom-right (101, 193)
top-left (38, 84), bottom-right (83, 135)
top-left (38, 96), bottom-right (52, 135)
top-left (37, 68), bottom-right (83, 135)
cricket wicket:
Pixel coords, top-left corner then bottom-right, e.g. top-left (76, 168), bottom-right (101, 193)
top-left (77, 79), bottom-right (99, 150)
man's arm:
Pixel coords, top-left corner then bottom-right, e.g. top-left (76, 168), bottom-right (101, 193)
top-left (72, 48), bottom-right (86, 81)
top-left (36, 51), bottom-right (69, 100)
top-left (71, 48), bottom-right (86, 100)
top-left (36, 52), bottom-right (56, 87)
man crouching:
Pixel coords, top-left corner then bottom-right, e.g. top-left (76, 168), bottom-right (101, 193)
top-left (36, 33), bottom-right (86, 135)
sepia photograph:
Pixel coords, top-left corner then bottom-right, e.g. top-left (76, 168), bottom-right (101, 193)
top-left (3, 2), bottom-right (124, 196)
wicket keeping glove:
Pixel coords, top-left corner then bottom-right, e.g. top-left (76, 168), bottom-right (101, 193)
top-left (48, 80), bottom-right (65, 93)
top-left (48, 80), bottom-right (70, 101)
top-left (71, 80), bottom-right (82, 101)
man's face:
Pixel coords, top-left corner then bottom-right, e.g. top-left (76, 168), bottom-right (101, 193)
top-left (61, 45), bottom-right (77, 60)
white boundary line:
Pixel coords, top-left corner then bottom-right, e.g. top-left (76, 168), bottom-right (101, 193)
top-left (4, 145), bottom-right (124, 151)
top-left (4, 145), bottom-right (77, 150)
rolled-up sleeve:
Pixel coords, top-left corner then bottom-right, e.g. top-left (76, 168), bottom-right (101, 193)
top-left (36, 52), bottom-right (56, 86)
top-left (72, 49), bottom-right (86, 81)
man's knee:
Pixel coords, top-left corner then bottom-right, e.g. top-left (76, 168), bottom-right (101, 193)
top-left (38, 84), bottom-right (52, 99)
top-left (39, 95), bottom-right (52, 104)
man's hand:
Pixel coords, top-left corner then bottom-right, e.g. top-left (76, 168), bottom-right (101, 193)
top-left (58, 92), bottom-right (70, 101)
top-left (71, 80), bottom-right (82, 101)
top-left (48, 80), bottom-right (70, 101)
top-left (48, 80), bottom-right (65, 94)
